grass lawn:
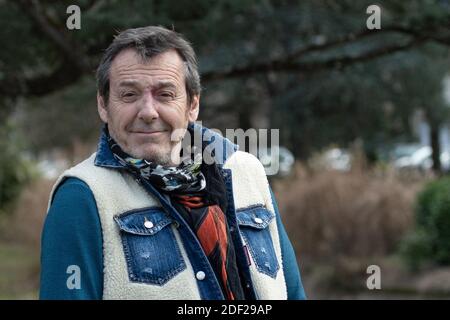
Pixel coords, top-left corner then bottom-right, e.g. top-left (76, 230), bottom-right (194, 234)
top-left (0, 242), bottom-right (39, 299)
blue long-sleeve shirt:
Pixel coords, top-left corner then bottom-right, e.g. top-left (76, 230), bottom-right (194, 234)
top-left (40, 178), bottom-right (103, 299)
top-left (40, 177), bottom-right (306, 300)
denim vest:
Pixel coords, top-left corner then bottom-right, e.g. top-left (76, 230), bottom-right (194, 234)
top-left (49, 124), bottom-right (288, 299)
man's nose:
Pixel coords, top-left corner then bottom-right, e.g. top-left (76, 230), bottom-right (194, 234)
top-left (137, 94), bottom-right (159, 122)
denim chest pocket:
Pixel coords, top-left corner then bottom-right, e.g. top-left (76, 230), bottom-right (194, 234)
top-left (236, 205), bottom-right (280, 279)
top-left (114, 207), bottom-right (186, 285)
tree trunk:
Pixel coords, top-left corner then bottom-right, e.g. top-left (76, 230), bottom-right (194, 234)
top-left (237, 106), bottom-right (252, 131)
top-left (430, 123), bottom-right (441, 174)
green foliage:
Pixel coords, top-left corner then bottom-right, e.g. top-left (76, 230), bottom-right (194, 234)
top-left (0, 122), bottom-right (34, 215)
top-left (402, 177), bottom-right (450, 269)
top-left (400, 226), bottom-right (434, 270)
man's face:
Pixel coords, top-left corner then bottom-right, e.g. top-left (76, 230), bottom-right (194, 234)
top-left (97, 49), bottom-right (199, 165)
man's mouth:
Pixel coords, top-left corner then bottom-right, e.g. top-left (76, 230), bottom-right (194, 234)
top-left (131, 130), bottom-right (167, 135)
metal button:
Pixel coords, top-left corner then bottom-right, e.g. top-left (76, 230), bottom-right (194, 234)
top-left (196, 271), bottom-right (206, 281)
top-left (144, 220), bottom-right (154, 229)
top-left (254, 217), bottom-right (263, 224)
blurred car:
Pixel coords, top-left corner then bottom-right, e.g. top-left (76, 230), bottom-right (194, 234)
top-left (321, 148), bottom-right (352, 171)
top-left (392, 143), bottom-right (450, 172)
top-left (394, 145), bottom-right (432, 171)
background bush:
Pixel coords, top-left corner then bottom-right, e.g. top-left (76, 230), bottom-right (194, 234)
top-left (275, 162), bottom-right (420, 262)
top-left (402, 177), bottom-right (450, 268)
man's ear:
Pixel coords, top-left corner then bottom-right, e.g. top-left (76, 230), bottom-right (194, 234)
top-left (188, 94), bottom-right (200, 122)
top-left (97, 93), bottom-right (108, 123)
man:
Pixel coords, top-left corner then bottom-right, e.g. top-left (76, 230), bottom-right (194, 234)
top-left (40, 26), bottom-right (306, 300)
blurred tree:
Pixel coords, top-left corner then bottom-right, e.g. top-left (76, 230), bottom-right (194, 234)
top-left (0, 120), bottom-right (33, 215)
top-left (0, 0), bottom-right (449, 163)
top-left (382, 45), bottom-right (450, 173)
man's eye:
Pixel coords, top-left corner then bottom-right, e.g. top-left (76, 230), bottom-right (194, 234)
top-left (121, 92), bottom-right (138, 102)
top-left (159, 92), bottom-right (174, 99)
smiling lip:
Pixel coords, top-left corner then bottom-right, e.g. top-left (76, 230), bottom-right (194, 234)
top-left (132, 130), bottom-right (166, 134)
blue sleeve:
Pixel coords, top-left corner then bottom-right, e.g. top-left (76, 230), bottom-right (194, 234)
top-left (270, 187), bottom-right (306, 300)
top-left (39, 177), bottom-right (103, 300)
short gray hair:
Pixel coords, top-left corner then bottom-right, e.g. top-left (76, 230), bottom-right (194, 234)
top-left (96, 26), bottom-right (201, 104)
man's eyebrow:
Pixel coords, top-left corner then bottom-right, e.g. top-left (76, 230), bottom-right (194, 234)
top-left (154, 81), bottom-right (177, 90)
top-left (117, 80), bottom-right (177, 90)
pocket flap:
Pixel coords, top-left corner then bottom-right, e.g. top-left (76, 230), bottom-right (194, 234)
top-left (114, 207), bottom-right (173, 236)
top-left (236, 205), bottom-right (275, 229)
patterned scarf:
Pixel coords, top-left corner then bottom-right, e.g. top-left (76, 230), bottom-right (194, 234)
top-left (107, 132), bottom-right (206, 194)
top-left (106, 127), bottom-right (245, 299)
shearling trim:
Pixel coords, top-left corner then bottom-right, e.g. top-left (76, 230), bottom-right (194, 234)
top-left (223, 151), bottom-right (288, 300)
top-left (50, 153), bottom-right (201, 300)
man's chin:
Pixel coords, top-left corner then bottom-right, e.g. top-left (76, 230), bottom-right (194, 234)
top-left (130, 146), bottom-right (172, 165)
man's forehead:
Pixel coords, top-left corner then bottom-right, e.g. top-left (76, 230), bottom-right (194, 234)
top-left (118, 79), bottom-right (177, 89)
top-left (110, 48), bottom-right (185, 83)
